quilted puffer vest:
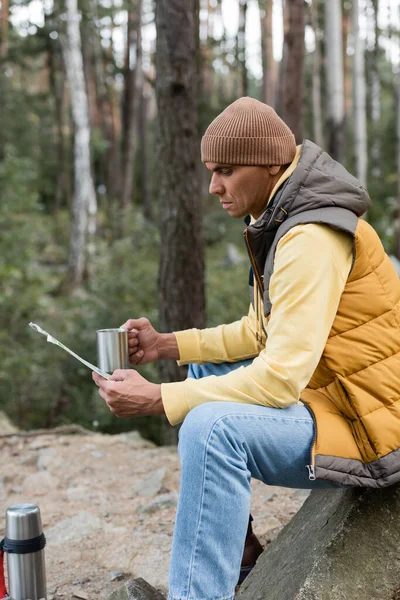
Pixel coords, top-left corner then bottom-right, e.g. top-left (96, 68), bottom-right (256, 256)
top-left (302, 219), bottom-right (400, 487)
top-left (246, 140), bottom-right (400, 487)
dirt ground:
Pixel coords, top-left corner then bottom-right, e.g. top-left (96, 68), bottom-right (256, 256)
top-left (0, 427), bottom-right (309, 599)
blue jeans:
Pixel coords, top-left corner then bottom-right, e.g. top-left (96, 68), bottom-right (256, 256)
top-left (168, 361), bottom-right (337, 600)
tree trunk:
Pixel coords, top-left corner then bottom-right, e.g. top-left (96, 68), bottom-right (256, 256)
top-left (342, 3), bottom-right (352, 123)
top-left (236, 0), bottom-right (248, 97)
top-left (46, 22), bottom-right (69, 214)
top-left (62, 0), bottom-right (97, 290)
top-left (276, 0), bottom-right (289, 117)
top-left (311, 0), bottom-right (323, 148)
top-left (121, 0), bottom-right (143, 215)
top-left (0, 0), bottom-right (8, 159)
top-left (352, 0), bottom-right (367, 188)
top-left (370, 0), bottom-right (381, 178)
top-left (156, 0), bottom-right (205, 443)
top-left (139, 90), bottom-right (153, 221)
top-left (259, 0), bottom-right (276, 107)
top-left (281, 0), bottom-right (305, 143)
top-left (395, 64), bottom-right (400, 259)
top-left (0, 0), bottom-right (8, 59)
top-left (90, 3), bottom-right (122, 210)
top-left (82, 39), bottom-right (100, 129)
top-left (324, 0), bottom-right (345, 162)
top-left (202, 0), bottom-right (216, 102)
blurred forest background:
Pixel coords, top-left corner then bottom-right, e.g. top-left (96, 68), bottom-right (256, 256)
top-left (1, 0), bottom-right (400, 443)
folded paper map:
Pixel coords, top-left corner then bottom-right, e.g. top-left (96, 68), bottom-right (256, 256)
top-left (29, 322), bottom-right (111, 380)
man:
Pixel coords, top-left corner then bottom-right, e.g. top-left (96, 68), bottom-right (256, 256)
top-left (93, 97), bottom-right (400, 600)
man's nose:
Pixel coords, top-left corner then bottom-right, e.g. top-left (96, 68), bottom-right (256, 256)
top-left (209, 175), bottom-right (224, 196)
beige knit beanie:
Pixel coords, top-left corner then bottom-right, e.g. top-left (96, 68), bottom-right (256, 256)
top-left (201, 97), bottom-right (296, 166)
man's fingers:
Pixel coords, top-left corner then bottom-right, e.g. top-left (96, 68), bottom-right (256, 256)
top-left (129, 350), bottom-right (144, 365)
top-left (97, 386), bottom-right (107, 401)
top-left (96, 381), bottom-right (117, 402)
top-left (121, 318), bottom-right (148, 331)
top-left (128, 335), bottom-right (139, 349)
top-left (93, 372), bottom-right (117, 395)
top-left (120, 319), bottom-right (135, 330)
top-left (97, 388), bottom-right (117, 414)
top-left (110, 369), bottom-right (129, 381)
top-left (92, 371), bottom-right (107, 387)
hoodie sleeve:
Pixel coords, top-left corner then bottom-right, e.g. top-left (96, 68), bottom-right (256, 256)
top-left (161, 223), bottom-right (353, 425)
top-left (173, 302), bottom-right (264, 365)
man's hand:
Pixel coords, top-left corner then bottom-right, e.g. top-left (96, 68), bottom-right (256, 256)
top-left (92, 369), bottom-right (165, 418)
top-left (120, 317), bottom-right (161, 365)
top-left (120, 317), bottom-right (180, 365)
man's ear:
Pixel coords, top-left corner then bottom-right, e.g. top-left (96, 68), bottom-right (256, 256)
top-left (268, 165), bottom-right (281, 176)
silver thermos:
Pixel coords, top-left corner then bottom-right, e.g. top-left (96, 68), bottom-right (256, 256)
top-left (4, 504), bottom-right (47, 600)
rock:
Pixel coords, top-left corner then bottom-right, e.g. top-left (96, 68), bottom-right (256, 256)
top-left (262, 493), bottom-right (276, 502)
top-left (107, 586), bottom-right (129, 600)
top-left (10, 485), bottom-right (22, 493)
top-left (132, 468), bottom-right (167, 498)
top-left (110, 571), bottom-right (129, 582)
top-left (130, 533), bottom-right (171, 587)
top-left (0, 410), bottom-right (18, 433)
top-left (23, 471), bottom-right (59, 493)
top-left (27, 438), bottom-right (52, 450)
top-left (66, 486), bottom-right (91, 501)
top-left (258, 515), bottom-right (280, 534)
top-left (118, 431), bottom-right (156, 448)
top-left (91, 450), bottom-right (105, 459)
top-left (107, 578), bottom-right (166, 600)
top-left (140, 493), bottom-right (178, 514)
top-left (1, 473), bottom-right (16, 487)
top-left (18, 454), bottom-right (38, 467)
top-left (96, 525), bottom-right (131, 571)
top-left (238, 486), bottom-right (400, 600)
top-left (37, 448), bottom-right (58, 470)
top-left (291, 489), bottom-right (311, 502)
top-left (72, 578), bottom-right (90, 586)
top-left (46, 512), bottom-right (102, 545)
top-left (71, 591), bottom-right (89, 599)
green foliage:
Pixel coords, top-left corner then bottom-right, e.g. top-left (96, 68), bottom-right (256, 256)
top-left (0, 172), bottom-right (248, 443)
top-left (0, 199), bottom-right (162, 437)
top-left (2, 0), bottom-right (400, 444)
top-left (365, 54), bottom-right (398, 251)
top-left (0, 147), bottom-right (58, 428)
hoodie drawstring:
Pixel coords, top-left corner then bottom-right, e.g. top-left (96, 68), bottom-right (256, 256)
top-left (254, 277), bottom-right (265, 345)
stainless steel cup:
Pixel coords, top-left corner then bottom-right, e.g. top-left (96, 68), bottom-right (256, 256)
top-left (97, 328), bottom-right (129, 373)
top-left (5, 503), bottom-right (47, 600)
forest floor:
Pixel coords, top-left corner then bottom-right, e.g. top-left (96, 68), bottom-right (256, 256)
top-left (0, 416), bottom-right (309, 599)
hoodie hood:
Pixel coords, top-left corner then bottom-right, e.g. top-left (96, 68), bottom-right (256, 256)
top-left (257, 139), bottom-right (372, 230)
top-left (276, 139), bottom-right (371, 218)
top-left (246, 141), bottom-right (371, 284)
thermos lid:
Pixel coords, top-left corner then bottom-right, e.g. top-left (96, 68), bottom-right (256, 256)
top-left (5, 504), bottom-right (43, 541)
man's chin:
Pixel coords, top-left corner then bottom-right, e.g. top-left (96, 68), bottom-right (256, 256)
top-left (223, 205), bottom-right (244, 218)
top-left (227, 208), bottom-right (245, 219)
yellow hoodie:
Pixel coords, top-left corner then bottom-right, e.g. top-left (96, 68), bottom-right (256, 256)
top-left (161, 148), bottom-right (353, 425)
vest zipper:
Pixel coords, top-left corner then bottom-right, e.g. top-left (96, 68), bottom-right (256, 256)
top-left (244, 229), bottom-right (264, 297)
top-left (306, 465), bottom-right (316, 480)
top-left (302, 401), bottom-right (317, 481)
